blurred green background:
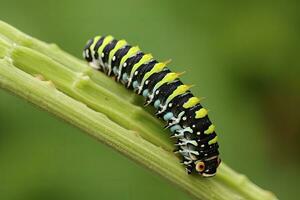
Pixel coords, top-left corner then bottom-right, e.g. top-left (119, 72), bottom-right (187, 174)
top-left (0, 0), bottom-right (299, 199)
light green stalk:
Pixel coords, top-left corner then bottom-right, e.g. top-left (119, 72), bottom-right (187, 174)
top-left (0, 21), bottom-right (278, 200)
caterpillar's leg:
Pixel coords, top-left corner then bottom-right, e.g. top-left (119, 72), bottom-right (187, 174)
top-left (182, 159), bottom-right (193, 174)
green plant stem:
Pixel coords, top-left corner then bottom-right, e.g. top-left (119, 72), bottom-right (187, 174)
top-left (0, 21), bottom-right (278, 200)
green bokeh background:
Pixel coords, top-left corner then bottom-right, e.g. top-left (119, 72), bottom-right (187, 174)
top-left (0, 0), bottom-right (299, 199)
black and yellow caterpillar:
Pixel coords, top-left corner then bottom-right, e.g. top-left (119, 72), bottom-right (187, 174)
top-left (83, 35), bottom-right (221, 177)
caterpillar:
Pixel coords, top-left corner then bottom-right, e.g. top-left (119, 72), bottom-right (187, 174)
top-left (83, 35), bottom-right (221, 177)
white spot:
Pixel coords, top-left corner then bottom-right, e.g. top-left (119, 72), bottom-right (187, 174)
top-left (112, 56), bottom-right (116, 61)
top-left (101, 53), bottom-right (104, 58)
top-left (156, 90), bottom-right (159, 95)
top-left (204, 154), bottom-right (208, 156)
top-left (123, 62), bottom-right (127, 67)
top-left (134, 71), bottom-right (138, 75)
top-left (192, 125), bottom-right (196, 128)
top-left (168, 103), bottom-right (172, 107)
top-left (197, 132), bottom-right (201, 135)
top-left (201, 144), bottom-right (205, 147)
top-left (182, 116), bottom-right (187, 121)
top-left (145, 80), bottom-right (149, 85)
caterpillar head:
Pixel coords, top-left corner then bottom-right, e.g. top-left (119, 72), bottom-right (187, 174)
top-left (83, 39), bottom-right (93, 62)
top-left (195, 156), bottom-right (221, 177)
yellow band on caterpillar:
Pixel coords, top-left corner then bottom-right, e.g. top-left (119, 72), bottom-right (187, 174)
top-left (204, 124), bottom-right (215, 134)
top-left (166, 84), bottom-right (192, 103)
top-left (108, 39), bottom-right (127, 65)
top-left (195, 108), bottom-right (208, 118)
top-left (97, 35), bottom-right (114, 57)
top-left (90, 36), bottom-right (101, 55)
top-left (154, 72), bottom-right (179, 91)
top-left (183, 97), bottom-right (200, 109)
top-left (208, 136), bottom-right (218, 145)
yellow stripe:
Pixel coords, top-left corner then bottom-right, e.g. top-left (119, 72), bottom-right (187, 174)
top-left (204, 124), bottom-right (215, 134)
top-left (195, 108), bottom-right (208, 118)
top-left (119, 46), bottom-right (140, 67)
top-left (183, 97), bottom-right (200, 109)
top-left (141, 62), bottom-right (166, 84)
top-left (129, 54), bottom-right (153, 78)
top-left (90, 36), bottom-right (101, 55)
top-left (108, 39), bottom-right (127, 65)
top-left (153, 72), bottom-right (179, 91)
top-left (97, 35), bottom-right (114, 57)
top-left (208, 136), bottom-right (218, 145)
top-left (166, 85), bottom-right (191, 103)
